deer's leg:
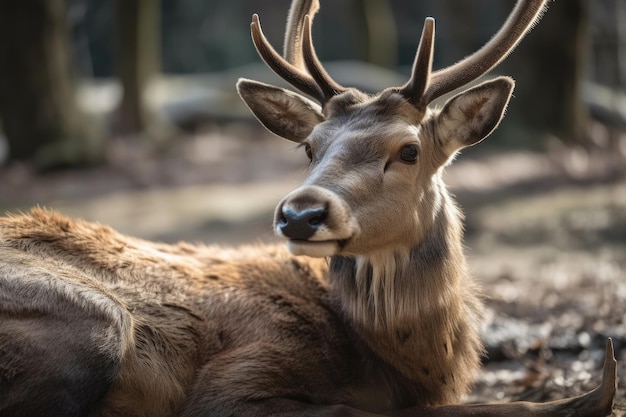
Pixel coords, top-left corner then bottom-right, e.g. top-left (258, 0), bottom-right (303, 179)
top-left (0, 267), bottom-right (130, 417)
top-left (181, 339), bottom-right (616, 417)
top-left (0, 313), bottom-right (124, 417)
top-left (264, 339), bottom-right (616, 417)
top-left (181, 341), bottom-right (373, 417)
top-left (187, 397), bottom-right (385, 417)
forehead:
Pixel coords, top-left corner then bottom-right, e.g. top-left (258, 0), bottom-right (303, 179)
top-left (310, 90), bottom-right (426, 151)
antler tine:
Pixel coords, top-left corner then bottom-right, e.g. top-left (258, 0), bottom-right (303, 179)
top-left (421, 0), bottom-right (548, 105)
top-left (250, 14), bottom-right (324, 102)
top-left (284, 0), bottom-right (320, 68)
top-left (302, 16), bottom-right (348, 101)
top-left (399, 18), bottom-right (435, 108)
top-left (251, 3), bottom-right (346, 106)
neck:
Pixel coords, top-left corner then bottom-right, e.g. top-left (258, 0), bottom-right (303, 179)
top-left (328, 199), bottom-right (483, 404)
top-left (330, 199), bottom-right (468, 329)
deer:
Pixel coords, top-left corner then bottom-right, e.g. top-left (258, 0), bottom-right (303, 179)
top-left (0, 0), bottom-right (618, 416)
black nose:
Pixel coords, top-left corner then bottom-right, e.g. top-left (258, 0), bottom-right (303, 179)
top-left (278, 206), bottom-right (327, 240)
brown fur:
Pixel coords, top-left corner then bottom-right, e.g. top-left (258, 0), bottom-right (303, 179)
top-left (3, 207), bottom-right (476, 415)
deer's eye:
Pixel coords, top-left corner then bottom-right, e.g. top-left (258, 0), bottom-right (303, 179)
top-left (399, 144), bottom-right (419, 163)
top-left (304, 144), bottom-right (313, 161)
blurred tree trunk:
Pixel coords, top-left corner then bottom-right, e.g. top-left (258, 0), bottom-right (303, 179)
top-left (343, 0), bottom-right (369, 62)
top-left (362, 0), bottom-right (397, 68)
top-left (342, 0), bottom-right (396, 68)
top-left (500, 0), bottom-right (590, 146)
top-left (113, 0), bottom-right (162, 139)
top-left (0, 0), bottom-right (101, 169)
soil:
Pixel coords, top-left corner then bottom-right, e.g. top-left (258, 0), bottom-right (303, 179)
top-left (1, 123), bottom-right (625, 414)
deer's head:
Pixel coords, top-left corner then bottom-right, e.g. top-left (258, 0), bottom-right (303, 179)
top-left (238, 0), bottom-right (546, 258)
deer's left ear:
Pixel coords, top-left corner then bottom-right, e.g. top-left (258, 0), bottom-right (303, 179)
top-left (237, 78), bottom-right (325, 143)
top-left (434, 76), bottom-right (514, 155)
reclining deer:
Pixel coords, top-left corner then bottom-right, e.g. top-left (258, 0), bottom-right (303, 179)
top-left (0, 0), bottom-right (617, 416)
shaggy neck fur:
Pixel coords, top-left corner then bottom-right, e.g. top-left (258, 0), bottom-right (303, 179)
top-left (328, 191), bottom-right (483, 404)
top-left (329, 187), bottom-right (471, 326)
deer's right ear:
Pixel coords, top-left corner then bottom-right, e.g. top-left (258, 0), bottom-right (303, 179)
top-left (237, 79), bottom-right (325, 143)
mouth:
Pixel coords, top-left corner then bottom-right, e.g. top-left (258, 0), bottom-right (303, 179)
top-left (286, 239), bottom-right (348, 257)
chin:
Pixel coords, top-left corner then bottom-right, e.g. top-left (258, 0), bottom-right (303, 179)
top-left (285, 239), bottom-right (343, 257)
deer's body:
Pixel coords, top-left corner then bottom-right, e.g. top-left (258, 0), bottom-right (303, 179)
top-left (0, 204), bottom-right (481, 416)
top-left (0, 0), bottom-right (618, 416)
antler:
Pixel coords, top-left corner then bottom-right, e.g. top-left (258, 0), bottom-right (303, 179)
top-left (250, 15), bottom-right (323, 101)
top-left (399, 17), bottom-right (435, 107)
top-left (401, 0), bottom-right (549, 108)
top-left (283, 0), bottom-right (319, 69)
top-left (250, 1), bottom-right (346, 105)
top-left (251, 0), bottom-right (547, 109)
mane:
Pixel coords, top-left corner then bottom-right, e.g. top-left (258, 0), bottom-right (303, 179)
top-left (354, 249), bottom-right (410, 329)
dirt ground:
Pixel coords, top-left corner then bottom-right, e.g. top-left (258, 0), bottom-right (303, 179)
top-left (1, 123), bottom-right (625, 414)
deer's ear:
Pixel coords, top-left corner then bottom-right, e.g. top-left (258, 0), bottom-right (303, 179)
top-left (434, 76), bottom-right (514, 155)
top-left (237, 78), bottom-right (325, 143)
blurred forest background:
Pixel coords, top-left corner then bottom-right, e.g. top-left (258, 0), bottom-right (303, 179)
top-left (0, 0), bottom-right (625, 169)
top-left (0, 0), bottom-right (625, 411)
